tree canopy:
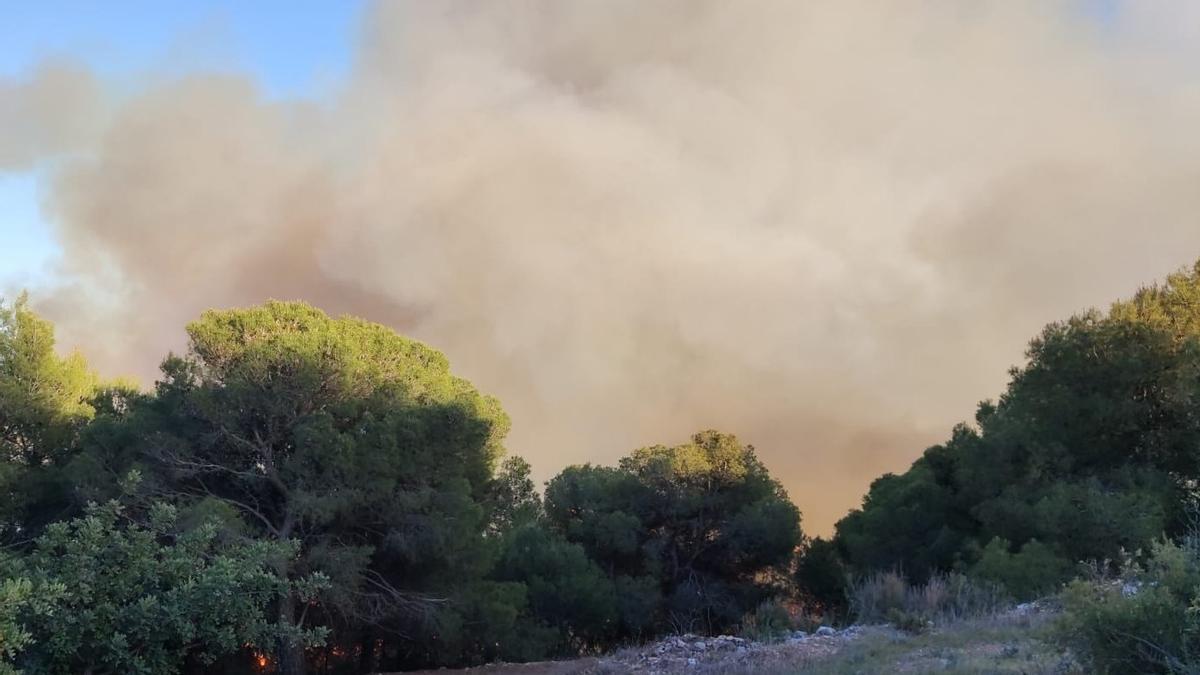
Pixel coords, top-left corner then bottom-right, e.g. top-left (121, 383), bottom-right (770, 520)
top-left (836, 261), bottom-right (1200, 597)
top-left (2, 498), bottom-right (325, 675)
top-left (545, 430), bottom-right (803, 635)
top-left (111, 302), bottom-right (511, 671)
top-left (0, 294), bottom-right (97, 543)
top-left (8, 259), bottom-right (1200, 672)
top-left (0, 299), bottom-right (807, 673)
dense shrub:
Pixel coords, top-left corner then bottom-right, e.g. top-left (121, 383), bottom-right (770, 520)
top-left (795, 537), bottom-right (850, 615)
top-left (739, 599), bottom-right (794, 642)
top-left (971, 537), bottom-right (1074, 600)
top-left (492, 521), bottom-right (618, 654)
top-left (545, 430), bottom-right (802, 638)
top-left (836, 261), bottom-right (1200, 584)
top-left (7, 260), bottom-right (1200, 673)
top-left (1058, 538), bottom-right (1200, 674)
top-left (1, 500), bottom-right (324, 675)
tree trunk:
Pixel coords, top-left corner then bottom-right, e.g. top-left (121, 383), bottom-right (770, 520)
top-left (276, 591), bottom-right (308, 675)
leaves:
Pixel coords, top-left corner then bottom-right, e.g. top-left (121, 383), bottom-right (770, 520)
top-left (2, 502), bottom-right (314, 675)
top-left (836, 261), bottom-right (1200, 594)
top-left (545, 430), bottom-right (802, 636)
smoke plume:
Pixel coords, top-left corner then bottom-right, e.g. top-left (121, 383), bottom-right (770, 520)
top-left (0, 61), bottom-right (100, 170)
top-left (8, 1), bottom-right (1200, 533)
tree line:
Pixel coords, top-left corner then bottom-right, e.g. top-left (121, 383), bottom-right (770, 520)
top-left (835, 259), bottom-right (1200, 598)
top-left (4, 257), bottom-right (1200, 673)
top-left (0, 300), bottom-right (804, 674)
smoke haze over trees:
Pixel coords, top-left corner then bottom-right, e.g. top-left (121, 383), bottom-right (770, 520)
top-left (8, 1), bottom-right (1200, 533)
top-left (0, 298), bottom-right (806, 672)
top-left (5, 258), bottom-right (1200, 672)
top-left (835, 261), bottom-right (1200, 599)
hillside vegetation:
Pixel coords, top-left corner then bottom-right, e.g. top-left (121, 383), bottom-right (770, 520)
top-left (838, 261), bottom-right (1200, 592)
top-left (3, 259), bottom-right (1200, 673)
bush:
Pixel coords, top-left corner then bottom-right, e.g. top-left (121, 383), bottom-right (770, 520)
top-left (1, 501), bottom-right (326, 674)
top-left (849, 571), bottom-right (1007, 627)
top-left (0, 577), bottom-right (63, 675)
top-left (544, 430), bottom-right (803, 638)
top-left (849, 571), bottom-right (907, 623)
top-left (971, 537), bottom-right (1074, 600)
top-left (1057, 538), bottom-right (1200, 674)
top-left (739, 599), bottom-right (793, 642)
top-left (795, 537), bottom-right (849, 615)
top-left (492, 521), bottom-right (618, 653)
top-left (886, 608), bottom-right (932, 635)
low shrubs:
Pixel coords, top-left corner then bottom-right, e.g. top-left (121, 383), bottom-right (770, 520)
top-left (739, 599), bottom-right (794, 642)
top-left (0, 501), bottom-right (327, 674)
top-left (1057, 538), bottom-right (1200, 674)
top-left (849, 571), bottom-right (1007, 630)
top-left (972, 537), bottom-right (1074, 600)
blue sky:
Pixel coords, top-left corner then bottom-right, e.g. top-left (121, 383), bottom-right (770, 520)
top-left (0, 0), bottom-right (366, 289)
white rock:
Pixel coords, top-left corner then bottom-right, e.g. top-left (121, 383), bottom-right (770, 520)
top-left (815, 626), bottom-right (837, 636)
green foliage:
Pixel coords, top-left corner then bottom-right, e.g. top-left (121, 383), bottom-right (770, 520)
top-left (612, 574), bottom-right (661, 638)
top-left (1058, 537), bottom-right (1200, 674)
top-left (1111, 260), bottom-right (1200, 344)
top-left (0, 293), bottom-right (97, 464)
top-left (0, 299), bottom-right (807, 671)
top-left (796, 537), bottom-right (849, 614)
top-left (886, 608), bottom-right (932, 635)
top-left (971, 538), bottom-right (1072, 601)
top-left (493, 522), bottom-right (617, 653)
top-left (836, 260), bottom-right (1200, 591)
top-left (545, 430), bottom-right (802, 637)
top-left (487, 456), bottom-right (542, 534)
top-left (0, 293), bottom-right (98, 542)
top-left (975, 472), bottom-right (1172, 569)
top-left (0, 576), bottom-right (63, 675)
top-left (422, 580), bottom-right (546, 666)
top-left (739, 599), bottom-right (794, 642)
top-left (835, 459), bottom-right (967, 581)
top-left (1, 500), bottom-right (321, 675)
top-left (84, 302), bottom-right (511, 671)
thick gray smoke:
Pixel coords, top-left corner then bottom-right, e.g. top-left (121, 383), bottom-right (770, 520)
top-left (0, 61), bottom-right (100, 170)
top-left (7, 1), bottom-right (1200, 533)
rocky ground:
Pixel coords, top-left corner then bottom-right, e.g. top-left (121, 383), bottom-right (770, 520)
top-left (591, 626), bottom-right (874, 674)
top-left (400, 604), bottom-right (1078, 675)
top-left (400, 627), bottom-right (867, 675)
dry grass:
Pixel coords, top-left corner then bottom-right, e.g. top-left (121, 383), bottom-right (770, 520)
top-left (849, 572), bottom-right (1008, 627)
top-left (400, 603), bottom-right (1079, 675)
top-left (737, 612), bottom-right (1079, 675)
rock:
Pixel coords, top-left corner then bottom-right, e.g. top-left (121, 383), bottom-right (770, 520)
top-left (1014, 601), bottom-right (1039, 616)
top-left (815, 626), bottom-right (837, 637)
top-left (1054, 655), bottom-right (1082, 675)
